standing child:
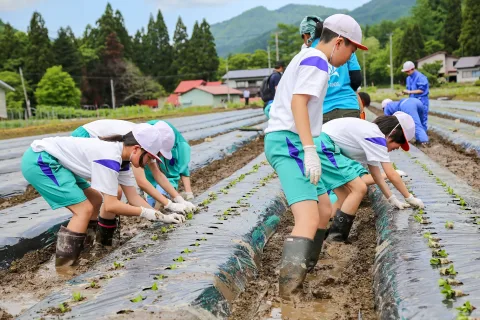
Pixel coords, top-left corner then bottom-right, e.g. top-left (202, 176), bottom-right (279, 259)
top-left (264, 14), bottom-right (368, 298)
top-left (21, 124), bottom-right (185, 268)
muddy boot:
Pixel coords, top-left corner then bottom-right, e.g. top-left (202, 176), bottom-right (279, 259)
top-left (327, 209), bottom-right (355, 242)
top-left (307, 229), bottom-right (327, 273)
top-left (279, 236), bottom-right (313, 299)
top-left (84, 220), bottom-right (98, 248)
top-left (96, 216), bottom-right (117, 247)
top-left (55, 226), bottom-right (86, 267)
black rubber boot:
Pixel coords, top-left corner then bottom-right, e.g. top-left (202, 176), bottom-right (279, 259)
top-left (327, 209), bottom-right (355, 242)
top-left (307, 229), bottom-right (327, 273)
top-left (96, 216), bottom-right (117, 246)
top-left (84, 220), bottom-right (98, 248)
top-left (55, 226), bottom-right (86, 267)
top-left (279, 236), bottom-right (313, 299)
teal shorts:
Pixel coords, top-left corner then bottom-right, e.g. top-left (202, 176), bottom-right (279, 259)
top-left (265, 131), bottom-right (327, 206)
top-left (264, 101), bottom-right (273, 120)
top-left (21, 147), bottom-right (91, 209)
top-left (315, 133), bottom-right (364, 191)
top-left (71, 126), bottom-right (90, 138)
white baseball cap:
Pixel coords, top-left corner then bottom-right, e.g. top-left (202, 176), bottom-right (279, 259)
top-left (401, 61), bottom-right (415, 72)
top-left (132, 123), bottom-right (163, 162)
top-left (382, 99), bottom-right (393, 109)
top-left (153, 121), bottom-right (175, 160)
top-left (323, 14), bottom-right (368, 50)
top-left (393, 111), bottom-right (415, 151)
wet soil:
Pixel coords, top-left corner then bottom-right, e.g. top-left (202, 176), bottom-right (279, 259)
top-left (229, 198), bottom-right (377, 320)
top-left (0, 137), bottom-right (265, 318)
top-left (0, 186), bottom-right (39, 211)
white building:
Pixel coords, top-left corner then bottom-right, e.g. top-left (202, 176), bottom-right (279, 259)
top-left (222, 68), bottom-right (272, 98)
top-left (417, 51), bottom-right (459, 81)
top-left (0, 80), bottom-right (15, 119)
top-left (455, 56), bottom-right (480, 83)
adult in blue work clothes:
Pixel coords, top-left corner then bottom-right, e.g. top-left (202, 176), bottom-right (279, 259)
top-left (263, 61), bottom-right (285, 119)
top-left (399, 61), bottom-right (430, 131)
top-left (382, 98), bottom-right (429, 144)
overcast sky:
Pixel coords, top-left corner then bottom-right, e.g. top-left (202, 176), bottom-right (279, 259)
top-left (0, 0), bottom-right (371, 38)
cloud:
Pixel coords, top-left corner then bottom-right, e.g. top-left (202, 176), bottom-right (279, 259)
top-left (148, 0), bottom-right (237, 10)
top-left (0, 0), bottom-right (43, 11)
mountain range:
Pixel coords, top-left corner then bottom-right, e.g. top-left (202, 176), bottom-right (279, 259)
top-left (211, 0), bottom-right (416, 56)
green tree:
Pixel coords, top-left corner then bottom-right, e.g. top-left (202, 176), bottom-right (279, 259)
top-left (0, 71), bottom-right (31, 112)
top-left (270, 23), bottom-right (303, 63)
top-left (396, 23), bottom-right (425, 68)
top-left (459, 0), bottom-right (480, 56)
top-left (35, 66), bottom-right (81, 106)
top-left (199, 19), bottom-right (219, 80)
top-left (131, 28), bottom-right (146, 71)
top-left (172, 17), bottom-right (189, 83)
top-left (179, 21), bottom-right (201, 80)
top-left (419, 60), bottom-right (442, 87)
top-left (52, 27), bottom-right (83, 82)
top-left (25, 12), bottom-right (53, 87)
top-left (0, 24), bottom-right (28, 70)
top-left (442, 0), bottom-right (462, 53)
top-left (113, 9), bottom-right (132, 58)
top-left (249, 50), bottom-right (268, 69)
top-left (228, 53), bottom-right (251, 70)
top-left (121, 61), bottom-right (166, 104)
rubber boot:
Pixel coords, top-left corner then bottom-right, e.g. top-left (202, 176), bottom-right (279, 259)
top-left (328, 209), bottom-right (355, 242)
top-left (84, 220), bottom-right (98, 248)
top-left (279, 236), bottom-right (313, 299)
top-left (55, 226), bottom-right (86, 267)
top-left (96, 216), bottom-right (117, 246)
top-left (307, 229), bottom-right (327, 273)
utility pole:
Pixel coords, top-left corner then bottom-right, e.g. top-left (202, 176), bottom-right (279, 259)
top-left (110, 78), bottom-right (116, 109)
top-left (275, 32), bottom-right (279, 62)
top-left (363, 51), bottom-right (367, 89)
top-left (226, 59), bottom-right (230, 103)
top-left (19, 67), bottom-right (31, 118)
top-left (389, 33), bottom-right (394, 90)
top-left (267, 45), bottom-right (272, 71)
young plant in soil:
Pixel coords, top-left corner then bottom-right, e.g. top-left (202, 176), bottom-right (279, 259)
top-left (113, 261), bottom-right (124, 269)
top-left (151, 282), bottom-right (159, 291)
top-left (439, 278), bottom-right (463, 286)
top-left (182, 248), bottom-right (193, 254)
top-left (72, 292), bottom-right (85, 302)
top-left (432, 249), bottom-right (448, 258)
top-left (168, 264), bottom-right (178, 270)
top-left (89, 281), bottom-right (98, 288)
top-left (136, 248), bottom-right (144, 253)
top-left (414, 214), bottom-right (429, 224)
top-left (58, 303), bottom-right (71, 313)
top-left (161, 227), bottom-right (169, 234)
top-left (186, 212), bottom-right (194, 220)
top-left (447, 187), bottom-right (455, 195)
top-left (174, 256), bottom-right (185, 262)
top-left (154, 274), bottom-right (166, 280)
top-left (430, 258), bottom-right (451, 265)
top-left (441, 284), bottom-right (467, 299)
top-left (456, 301), bottom-right (476, 316)
top-left (445, 221), bottom-right (454, 229)
top-left (440, 264), bottom-right (458, 276)
top-left (428, 239), bottom-right (442, 248)
top-left (130, 295), bottom-right (145, 303)
top-left (151, 234), bottom-right (159, 241)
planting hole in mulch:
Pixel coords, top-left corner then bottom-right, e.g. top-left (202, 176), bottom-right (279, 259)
top-left (229, 197), bottom-right (377, 320)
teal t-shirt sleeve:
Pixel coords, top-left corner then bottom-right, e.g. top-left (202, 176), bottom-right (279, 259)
top-left (347, 53), bottom-right (361, 71)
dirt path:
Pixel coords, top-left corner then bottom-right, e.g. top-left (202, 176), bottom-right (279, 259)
top-left (229, 198), bottom-right (377, 320)
top-left (0, 137), bottom-right (265, 318)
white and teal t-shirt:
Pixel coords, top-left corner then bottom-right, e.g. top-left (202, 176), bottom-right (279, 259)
top-left (265, 48), bottom-right (329, 137)
top-left (322, 118), bottom-right (391, 167)
top-left (82, 119), bottom-right (135, 138)
top-left (31, 137), bottom-right (135, 196)
top-left (311, 38), bottom-right (361, 114)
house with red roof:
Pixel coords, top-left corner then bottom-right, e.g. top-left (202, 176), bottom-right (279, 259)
top-left (166, 79), bottom-right (240, 107)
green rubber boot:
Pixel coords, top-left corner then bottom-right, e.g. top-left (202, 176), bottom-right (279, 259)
top-left (55, 226), bottom-right (86, 267)
top-left (328, 209), bottom-right (355, 242)
top-left (307, 229), bottom-right (327, 273)
top-left (279, 236), bottom-right (313, 299)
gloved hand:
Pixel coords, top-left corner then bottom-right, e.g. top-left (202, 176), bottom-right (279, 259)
top-left (405, 195), bottom-right (425, 208)
top-left (174, 196), bottom-right (196, 212)
top-left (388, 195), bottom-right (411, 209)
top-left (165, 199), bottom-right (188, 214)
top-left (396, 170), bottom-right (408, 177)
top-left (184, 192), bottom-right (194, 201)
top-left (303, 145), bottom-right (321, 185)
top-left (140, 207), bottom-right (185, 224)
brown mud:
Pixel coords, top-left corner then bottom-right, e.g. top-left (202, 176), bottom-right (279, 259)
top-left (0, 186), bottom-right (39, 211)
top-left (0, 137), bottom-right (265, 318)
top-left (229, 198), bottom-right (377, 320)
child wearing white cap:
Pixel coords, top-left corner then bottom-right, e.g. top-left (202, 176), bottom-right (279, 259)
top-left (318, 112), bottom-right (424, 242)
top-left (21, 124), bottom-right (185, 268)
top-left (264, 13), bottom-right (368, 298)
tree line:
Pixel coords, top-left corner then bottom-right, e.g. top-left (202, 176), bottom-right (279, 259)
top-left (0, 3), bottom-right (219, 112)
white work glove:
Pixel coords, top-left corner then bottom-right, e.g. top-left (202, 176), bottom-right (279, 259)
top-left (388, 195), bottom-right (411, 209)
top-left (164, 199), bottom-right (188, 214)
top-left (405, 194), bottom-right (425, 209)
top-left (396, 170), bottom-right (408, 177)
top-left (174, 196), bottom-right (196, 212)
top-left (184, 192), bottom-right (194, 201)
top-left (140, 207), bottom-right (184, 224)
top-left (303, 145), bottom-right (321, 185)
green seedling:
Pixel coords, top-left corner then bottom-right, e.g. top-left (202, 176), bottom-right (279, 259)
top-left (441, 284), bottom-right (467, 299)
top-left (194, 242), bottom-right (200, 246)
top-left (182, 248), bottom-right (193, 254)
top-left (418, 209), bottom-right (425, 215)
top-left (174, 256), bottom-right (185, 262)
top-left (161, 226), bottom-right (168, 234)
top-left (168, 264), bottom-right (178, 270)
top-left (223, 209), bottom-right (231, 215)
top-left (445, 221), bottom-right (454, 229)
top-left (459, 199), bottom-right (466, 207)
top-left (130, 295), bottom-right (145, 303)
top-left (428, 239), bottom-right (441, 248)
top-left (439, 278), bottom-right (463, 287)
top-left (58, 303), bottom-right (70, 313)
top-left (414, 214), bottom-right (422, 223)
top-left (236, 199), bottom-right (242, 204)
top-left (423, 232), bottom-right (432, 238)
top-left (200, 199), bottom-right (211, 206)
top-left (113, 261), bottom-right (124, 269)
top-left (169, 225), bottom-right (175, 230)
top-left (220, 188), bottom-right (228, 194)
top-left (200, 237), bottom-right (207, 241)
top-left (186, 212), bottom-right (193, 220)
top-left (154, 274), bottom-right (165, 280)
top-left (151, 234), bottom-right (159, 241)
top-left (440, 264), bottom-right (457, 276)
top-left (218, 216), bottom-right (226, 220)
top-left (456, 301), bottom-right (476, 315)
top-left (136, 248), bottom-right (144, 253)
top-left (151, 282), bottom-right (158, 291)
top-left (447, 187), bottom-right (455, 195)
top-left (89, 281), bottom-right (97, 288)
top-left (430, 258), bottom-right (451, 265)
top-left (72, 292), bottom-right (84, 302)
top-left (432, 249), bottom-right (448, 258)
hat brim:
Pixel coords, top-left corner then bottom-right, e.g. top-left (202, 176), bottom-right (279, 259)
top-left (349, 39), bottom-right (368, 51)
top-left (160, 149), bottom-right (172, 160)
top-left (146, 151), bottom-right (162, 163)
top-left (401, 68), bottom-right (414, 72)
top-left (400, 141), bottom-right (410, 151)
